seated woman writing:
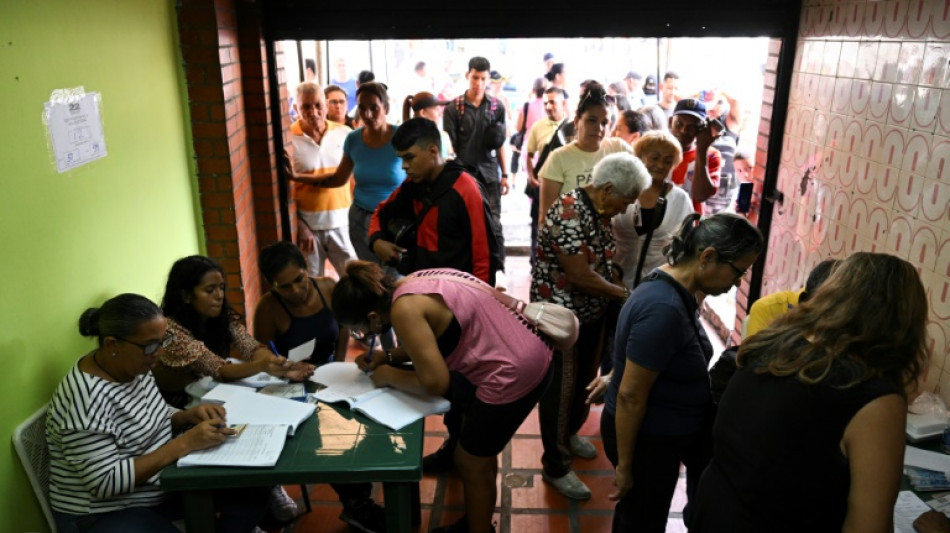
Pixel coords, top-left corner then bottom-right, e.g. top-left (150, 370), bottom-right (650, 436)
top-left (153, 255), bottom-right (314, 409)
top-left (334, 262), bottom-right (553, 533)
top-left (47, 293), bottom-right (268, 533)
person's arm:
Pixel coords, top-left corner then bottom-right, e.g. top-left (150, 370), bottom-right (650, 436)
top-left (840, 393), bottom-right (906, 533)
top-left (538, 178), bottom-right (562, 227)
top-left (368, 294), bottom-right (452, 397)
top-left (368, 184), bottom-right (409, 264)
top-left (456, 179), bottom-right (494, 284)
top-left (525, 152), bottom-right (539, 187)
top-left (557, 251), bottom-right (628, 300)
top-left (308, 154), bottom-right (354, 189)
top-left (690, 131), bottom-right (718, 203)
top-left (498, 146), bottom-right (510, 195)
top-left (224, 320), bottom-right (312, 380)
top-left (609, 361), bottom-right (659, 500)
top-left (251, 294), bottom-right (281, 350)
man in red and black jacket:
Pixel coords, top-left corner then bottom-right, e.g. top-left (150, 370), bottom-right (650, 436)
top-left (369, 117), bottom-right (503, 286)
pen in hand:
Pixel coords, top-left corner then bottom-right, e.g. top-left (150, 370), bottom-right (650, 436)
top-left (364, 334), bottom-right (377, 375)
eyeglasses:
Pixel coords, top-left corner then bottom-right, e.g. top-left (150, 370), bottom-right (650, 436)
top-left (117, 333), bottom-right (173, 356)
top-left (724, 260), bottom-right (749, 281)
top-left (327, 99), bottom-right (347, 106)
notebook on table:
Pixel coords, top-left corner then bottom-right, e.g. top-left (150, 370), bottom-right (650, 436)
top-left (177, 423), bottom-right (289, 468)
top-left (310, 362), bottom-right (450, 430)
top-left (201, 383), bottom-right (316, 436)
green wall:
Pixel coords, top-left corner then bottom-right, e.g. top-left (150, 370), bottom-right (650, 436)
top-left (0, 1), bottom-right (202, 530)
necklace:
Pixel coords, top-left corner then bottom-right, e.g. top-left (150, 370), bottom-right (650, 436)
top-left (91, 350), bottom-right (122, 382)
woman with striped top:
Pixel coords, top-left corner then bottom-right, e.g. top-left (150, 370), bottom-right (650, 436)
top-left (47, 293), bottom-right (268, 533)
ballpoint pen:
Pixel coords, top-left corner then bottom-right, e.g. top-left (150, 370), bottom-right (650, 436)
top-left (365, 334), bottom-right (376, 374)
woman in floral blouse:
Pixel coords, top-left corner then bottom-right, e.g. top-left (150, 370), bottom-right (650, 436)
top-left (153, 255), bottom-right (314, 408)
top-left (530, 152), bottom-right (651, 501)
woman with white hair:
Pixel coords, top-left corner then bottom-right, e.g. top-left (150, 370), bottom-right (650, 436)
top-left (531, 152), bottom-right (651, 500)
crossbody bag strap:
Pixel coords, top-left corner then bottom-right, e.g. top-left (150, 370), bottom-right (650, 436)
top-left (633, 186), bottom-right (670, 287)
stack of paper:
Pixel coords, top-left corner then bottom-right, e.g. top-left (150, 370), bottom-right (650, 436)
top-left (310, 362), bottom-right (450, 430)
top-left (201, 383), bottom-right (316, 436)
top-left (225, 358), bottom-right (289, 388)
top-left (904, 446), bottom-right (950, 491)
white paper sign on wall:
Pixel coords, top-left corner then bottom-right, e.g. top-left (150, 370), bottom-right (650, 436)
top-left (43, 87), bottom-right (107, 173)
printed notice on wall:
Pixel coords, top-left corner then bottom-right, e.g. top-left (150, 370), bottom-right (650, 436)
top-left (43, 88), bottom-right (107, 173)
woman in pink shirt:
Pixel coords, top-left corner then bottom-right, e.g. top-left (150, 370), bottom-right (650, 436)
top-left (334, 262), bottom-right (553, 533)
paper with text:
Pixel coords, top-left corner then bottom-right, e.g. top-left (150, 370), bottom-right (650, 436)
top-left (894, 490), bottom-right (932, 533)
top-left (177, 424), bottom-right (289, 467)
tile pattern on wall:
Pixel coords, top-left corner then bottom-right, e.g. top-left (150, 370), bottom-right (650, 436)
top-left (777, 0), bottom-right (950, 394)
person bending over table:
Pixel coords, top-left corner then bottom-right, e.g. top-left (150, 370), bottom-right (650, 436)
top-left (689, 252), bottom-right (930, 533)
top-left (153, 255), bottom-right (313, 522)
top-left (47, 293), bottom-right (268, 533)
top-left (252, 241), bottom-right (386, 533)
top-left (333, 262), bottom-right (553, 533)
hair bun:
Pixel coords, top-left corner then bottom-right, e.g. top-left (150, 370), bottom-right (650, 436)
top-left (78, 307), bottom-right (100, 337)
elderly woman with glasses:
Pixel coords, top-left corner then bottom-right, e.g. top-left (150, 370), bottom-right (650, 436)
top-left (47, 294), bottom-right (270, 533)
top-left (603, 213), bottom-right (763, 532)
top-left (531, 152), bottom-right (651, 501)
top-left (537, 81), bottom-right (634, 225)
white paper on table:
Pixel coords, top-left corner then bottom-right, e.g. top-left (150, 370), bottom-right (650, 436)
top-left (259, 383), bottom-right (306, 399)
top-left (226, 358), bottom-right (289, 388)
top-left (905, 445), bottom-right (950, 474)
top-left (287, 338), bottom-right (316, 362)
top-left (177, 424), bottom-right (289, 467)
top-left (201, 383), bottom-right (257, 403)
top-left (894, 490), bottom-right (933, 533)
top-left (310, 362), bottom-right (375, 392)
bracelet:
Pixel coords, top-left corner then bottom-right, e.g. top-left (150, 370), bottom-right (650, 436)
top-left (501, 174), bottom-right (509, 179)
top-left (621, 286), bottom-right (630, 300)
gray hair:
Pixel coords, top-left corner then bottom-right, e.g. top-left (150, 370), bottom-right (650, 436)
top-left (665, 213), bottom-right (764, 266)
top-left (591, 152), bottom-right (651, 198)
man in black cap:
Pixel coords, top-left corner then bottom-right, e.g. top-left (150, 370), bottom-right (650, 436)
top-left (668, 98), bottom-right (722, 213)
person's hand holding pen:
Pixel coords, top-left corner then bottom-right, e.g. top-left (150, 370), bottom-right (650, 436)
top-left (179, 419), bottom-right (236, 453)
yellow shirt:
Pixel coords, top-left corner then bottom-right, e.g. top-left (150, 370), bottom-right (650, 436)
top-left (290, 120), bottom-right (352, 228)
top-left (744, 289), bottom-right (804, 339)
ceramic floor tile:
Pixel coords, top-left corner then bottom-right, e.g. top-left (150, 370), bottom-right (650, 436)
top-left (571, 438), bottom-right (614, 472)
top-left (290, 503), bottom-right (347, 533)
top-left (576, 473), bottom-right (619, 511)
top-left (509, 474), bottom-right (572, 510)
top-left (509, 437), bottom-right (544, 469)
top-left (439, 473), bottom-right (502, 509)
top-left (578, 513), bottom-right (615, 533)
top-left (576, 406), bottom-right (603, 436)
top-left (509, 512), bottom-right (572, 533)
top-left (515, 409), bottom-right (541, 436)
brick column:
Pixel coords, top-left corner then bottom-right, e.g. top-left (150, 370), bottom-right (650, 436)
top-left (178, 0), bottom-right (288, 321)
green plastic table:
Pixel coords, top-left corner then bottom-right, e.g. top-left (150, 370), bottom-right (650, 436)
top-left (161, 402), bottom-right (423, 532)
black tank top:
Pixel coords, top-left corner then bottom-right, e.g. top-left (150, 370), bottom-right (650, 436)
top-left (272, 279), bottom-right (338, 365)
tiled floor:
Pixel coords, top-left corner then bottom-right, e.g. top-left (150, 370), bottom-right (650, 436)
top-left (279, 256), bottom-right (692, 533)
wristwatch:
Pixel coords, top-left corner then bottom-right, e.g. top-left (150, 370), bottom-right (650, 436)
top-left (501, 174), bottom-right (509, 179)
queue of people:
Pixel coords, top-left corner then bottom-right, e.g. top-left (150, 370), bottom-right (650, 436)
top-left (43, 54), bottom-right (938, 533)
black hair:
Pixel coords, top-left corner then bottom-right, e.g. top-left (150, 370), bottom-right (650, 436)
top-left (468, 56), bottom-right (490, 73)
top-left (392, 117), bottom-right (442, 152)
top-left (259, 241), bottom-right (307, 283)
top-left (414, 61), bottom-right (426, 72)
top-left (356, 82), bottom-right (391, 112)
top-left (576, 80), bottom-right (609, 118)
top-left (160, 255), bottom-right (235, 357)
top-left (532, 78), bottom-right (546, 98)
top-left (801, 259), bottom-right (841, 303)
top-left (663, 70), bottom-right (680, 81)
top-left (304, 58), bottom-right (316, 74)
top-left (544, 87), bottom-right (567, 98)
top-left (357, 70), bottom-right (375, 85)
top-left (664, 213), bottom-right (764, 266)
top-left (331, 261), bottom-right (398, 327)
top-left (324, 84), bottom-right (347, 98)
top-left (545, 63), bottom-right (565, 82)
top-left (79, 294), bottom-right (162, 346)
top-left (620, 110), bottom-right (649, 135)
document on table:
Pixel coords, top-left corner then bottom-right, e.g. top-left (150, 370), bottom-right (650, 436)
top-left (905, 445), bottom-right (950, 474)
top-left (894, 490), bottom-right (932, 533)
top-left (226, 358), bottom-right (289, 388)
top-left (259, 383), bottom-right (306, 399)
top-left (201, 383), bottom-right (316, 436)
top-left (177, 424), bottom-right (289, 467)
top-left (310, 362), bottom-right (378, 407)
top-left (287, 338), bottom-right (315, 362)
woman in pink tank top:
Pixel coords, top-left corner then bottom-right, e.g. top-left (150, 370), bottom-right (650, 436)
top-left (333, 261), bottom-right (552, 533)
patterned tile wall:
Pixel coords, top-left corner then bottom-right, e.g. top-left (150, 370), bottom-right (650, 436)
top-left (773, 0), bottom-right (950, 395)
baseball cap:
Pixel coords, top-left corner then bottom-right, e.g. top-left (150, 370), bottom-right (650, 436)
top-left (543, 52), bottom-right (555, 62)
top-left (625, 71), bottom-right (642, 81)
top-left (672, 98), bottom-right (707, 121)
top-left (409, 91), bottom-right (449, 112)
top-left (489, 70), bottom-right (505, 82)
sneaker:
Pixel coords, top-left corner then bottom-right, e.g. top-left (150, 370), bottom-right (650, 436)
top-left (422, 445), bottom-right (455, 474)
top-left (568, 434), bottom-right (597, 459)
top-left (429, 515), bottom-right (496, 533)
top-left (339, 499), bottom-right (387, 532)
top-left (268, 485), bottom-right (299, 522)
top-left (542, 470), bottom-right (592, 500)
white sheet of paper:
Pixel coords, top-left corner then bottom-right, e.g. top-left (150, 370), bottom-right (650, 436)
top-left (894, 490), bottom-right (932, 533)
top-left (259, 383), bottom-right (306, 399)
top-left (310, 362), bottom-right (375, 391)
top-left (287, 338), bottom-right (316, 362)
top-left (44, 90), bottom-right (107, 172)
top-left (225, 358), bottom-right (289, 388)
top-left (905, 446), bottom-right (950, 474)
top-left (201, 383), bottom-right (256, 403)
top-left (177, 424), bottom-right (289, 467)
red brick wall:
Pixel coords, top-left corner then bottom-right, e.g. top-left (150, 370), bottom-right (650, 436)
top-left (178, 0), bottom-right (288, 321)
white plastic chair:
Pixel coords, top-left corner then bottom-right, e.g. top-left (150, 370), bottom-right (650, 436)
top-left (12, 403), bottom-right (57, 533)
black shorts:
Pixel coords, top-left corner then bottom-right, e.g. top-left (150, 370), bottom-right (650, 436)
top-left (446, 368), bottom-right (552, 457)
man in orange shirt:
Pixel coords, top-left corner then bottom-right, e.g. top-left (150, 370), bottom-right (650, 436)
top-left (287, 82), bottom-right (356, 276)
top-left (668, 98), bottom-right (722, 213)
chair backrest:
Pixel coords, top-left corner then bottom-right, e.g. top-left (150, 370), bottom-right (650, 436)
top-left (12, 403), bottom-right (57, 533)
